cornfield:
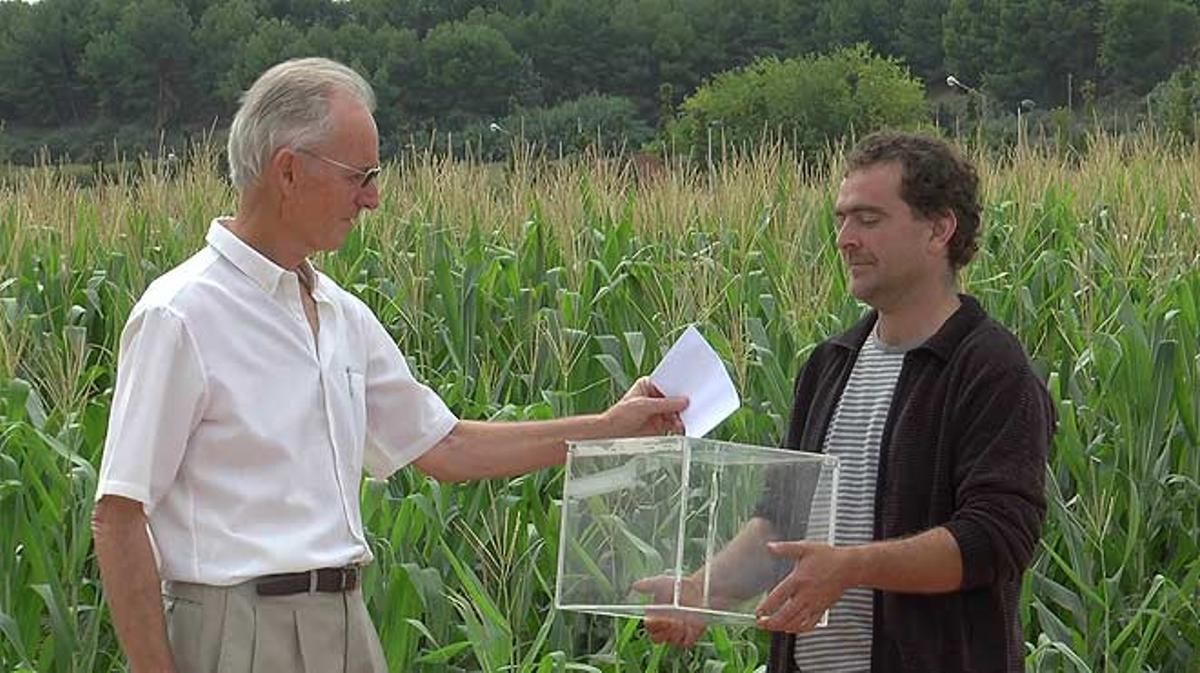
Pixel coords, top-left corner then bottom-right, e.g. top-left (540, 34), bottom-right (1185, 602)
top-left (1, 133), bottom-right (1197, 671)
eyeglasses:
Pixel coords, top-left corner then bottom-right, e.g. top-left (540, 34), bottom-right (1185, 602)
top-left (296, 148), bottom-right (381, 188)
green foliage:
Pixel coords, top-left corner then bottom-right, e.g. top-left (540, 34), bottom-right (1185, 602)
top-left (1101, 0), bottom-right (1200, 94)
top-left (819, 0), bottom-right (901, 57)
top-left (81, 0), bottom-right (195, 127)
top-left (193, 0), bottom-right (261, 107)
top-left (416, 21), bottom-right (530, 124)
top-left (0, 3), bottom-right (30, 120)
top-left (894, 0), bottom-right (949, 81)
top-left (3, 0), bottom-right (1200, 160)
top-left (945, 0), bottom-right (1101, 106)
top-left (942, 0), bottom-right (996, 90)
top-left (3, 133), bottom-right (1197, 671)
top-left (0, 121), bottom-right (184, 165)
top-left (351, 25), bottom-right (424, 137)
top-left (0, 0), bottom-right (95, 125)
top-left (666, 45), bottom-right (928, 159)
top-left (989, 0), bottom-right (1100, 106)
top-left (1150, 64), bottom-right (1200, 140)
top-left (470, 95), bottom-right (655, 160)
top-left (525, 0), bottom-right (628, 103)
top-left (226, 18), bottom-right (313, 98)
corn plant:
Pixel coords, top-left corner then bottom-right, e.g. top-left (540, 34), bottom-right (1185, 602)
top-left (1, 132), bottom-right (1197, 671)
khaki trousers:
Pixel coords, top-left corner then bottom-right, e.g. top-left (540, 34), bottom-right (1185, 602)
top-left (163, 579), bottom-right (387, 673)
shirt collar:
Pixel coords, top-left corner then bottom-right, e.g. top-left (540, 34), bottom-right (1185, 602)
top-left (205, 218), bottom-right (320, 296)
top-left (830, 294), bottom-right (986, 362)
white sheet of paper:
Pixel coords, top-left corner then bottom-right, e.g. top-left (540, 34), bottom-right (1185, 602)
top-left (649, 325), bottom-right (740, 437)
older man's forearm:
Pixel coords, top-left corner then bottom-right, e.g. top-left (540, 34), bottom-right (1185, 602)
top-left (689, 517), bottom-right (782, 602)
top-left (414, 417), bottom-right (603, 481)
top-left (93, 496), bottom-right (177, 673)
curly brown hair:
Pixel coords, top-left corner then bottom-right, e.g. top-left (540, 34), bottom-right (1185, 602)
top-left (845, 131), bottom-right (982, 270)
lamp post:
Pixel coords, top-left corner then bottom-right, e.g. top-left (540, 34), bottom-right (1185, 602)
top-left (706, 119), bottom-right (722, 175)
top-left (1016, 99), bottom-right (1036, 144)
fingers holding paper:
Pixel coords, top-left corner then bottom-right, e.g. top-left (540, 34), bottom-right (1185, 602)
top-left (649, 325), bottom-right (740, 437)
top-left (602, 377), bottom-right (688, 437)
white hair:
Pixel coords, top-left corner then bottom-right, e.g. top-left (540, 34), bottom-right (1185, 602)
top-left (227, 57), bottom-right (376, 191)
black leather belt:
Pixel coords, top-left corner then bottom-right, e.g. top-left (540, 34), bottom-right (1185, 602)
top-left (255, 566), bottom-right (359, 596)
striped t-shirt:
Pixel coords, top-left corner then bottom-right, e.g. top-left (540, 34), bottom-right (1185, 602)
top-left (794, 329), bottom-right (907, 672)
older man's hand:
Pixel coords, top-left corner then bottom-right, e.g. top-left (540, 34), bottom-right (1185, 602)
top-left (631, 574), bottom-right (708, 648)
top-left (601, 377), bottom-right (687, 437)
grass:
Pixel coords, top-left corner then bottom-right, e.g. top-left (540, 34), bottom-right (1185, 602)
top-left (0, 131), bottom-right (1197, 671)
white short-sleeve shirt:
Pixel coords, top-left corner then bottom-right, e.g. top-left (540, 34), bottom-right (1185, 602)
top-left (97, 219), bottom-right (458, 585)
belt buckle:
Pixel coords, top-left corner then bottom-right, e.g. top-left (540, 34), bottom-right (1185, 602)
top-left (308, 569), bottom-right (318, 594)
top-left (339, 567), bottom-right (349, 591)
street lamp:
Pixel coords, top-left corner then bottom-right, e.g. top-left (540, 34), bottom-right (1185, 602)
top-left (946, 74), bottom-right (990, 128)
top-left (946, 74), bottom-right (978, 95)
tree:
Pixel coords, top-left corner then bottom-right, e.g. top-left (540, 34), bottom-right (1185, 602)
top-left (895, 0), bottom-right (949, 81)
top-left (0, 2), bottom-right (32, 119)
top-left (82, 0), bottom-right (195, 128)
top-left (605, 0), bottom-right (712, 123)
top-left (194, 0), bottom-right (262, 108)
top-left (221, 17), bottom-right (312, 104)
top-left (1025, 0), bottom-right (1101, 105)
top-left (253, 0), bottom-right (342, 27)
top-left (344, 0), bottom-right (535, 37)
top-left (1102, 0), bottom-right (1200, 94)
top-left (985, 0), bottom-right (1100, 106)
top-left (417, 21), bottom-right (527, 124)
top-left (819, 0), bottom-right (901, 56)
top-left (777, 0), bottom-right (828, 57)
top-left (526, 0), bottom-right (621, 102)
top-left (943, 0), bottom-right (1100, 106)
top-left (943, 0), bottom-right (1000, 93)
top-left (325, 23), bottom-right (423, 137)
top-left (1, 0), bottom-right (96, 125)
top-left (695, 0), bottom-right (787, 69)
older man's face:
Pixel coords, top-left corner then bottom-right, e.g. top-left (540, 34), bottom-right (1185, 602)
top-left (285, 92), bottom-right (381, 254)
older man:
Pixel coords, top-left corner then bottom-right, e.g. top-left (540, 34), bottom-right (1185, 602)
top-left (92, 57), bottom-right (687, 673)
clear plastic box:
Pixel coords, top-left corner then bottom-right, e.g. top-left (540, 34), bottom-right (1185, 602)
top-left (555, 436), bottom-right (839, 625)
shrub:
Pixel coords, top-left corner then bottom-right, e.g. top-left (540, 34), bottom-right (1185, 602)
top-left (664, 44), bottom-right (928, 159)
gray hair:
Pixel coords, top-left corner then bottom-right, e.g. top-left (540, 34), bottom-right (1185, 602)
top-left (227, 57), bottom-right (376, 191)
